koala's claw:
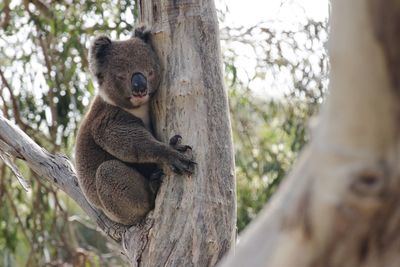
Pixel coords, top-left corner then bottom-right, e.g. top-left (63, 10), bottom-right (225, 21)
top-left (150, 169), bottom-right (165, 181)
top-left (170, 155), bottom-right (196, 175)
top-left (169, 135), bottom-right (193, 153)
top-left (171, 165), bottom-right (183, 175)
top-left (176, 145), bottom-right (192, 152)
top-left (171, 164), bottom-right (194, 175)
top-left (169, 135), bottom-right (183, 146)
top-left (168, 135), bottom-right (195, 175)
top-left (149, 169), bottom-right (164, 195)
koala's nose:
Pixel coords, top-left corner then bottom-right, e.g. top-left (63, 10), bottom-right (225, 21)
top-left (131, 73), bottom-right (147, 94)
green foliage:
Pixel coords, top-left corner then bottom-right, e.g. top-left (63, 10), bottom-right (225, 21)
top-left (223, 20), bottom-right (328, 231)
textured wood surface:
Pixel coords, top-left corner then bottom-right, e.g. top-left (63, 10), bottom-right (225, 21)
top-left (122, 0), bottom-right (236, 266)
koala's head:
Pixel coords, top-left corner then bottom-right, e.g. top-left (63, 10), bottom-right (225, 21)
top-left (89, 28), bottom-right (161, 109)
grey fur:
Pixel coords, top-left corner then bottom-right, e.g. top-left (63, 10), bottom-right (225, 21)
top-left (75, 33), bottom-right (195, 225)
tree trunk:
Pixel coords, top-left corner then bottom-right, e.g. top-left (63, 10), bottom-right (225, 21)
top-left (0, 1), bottom-right (235, 266)
top-left (219, 0), bottom-right (400, 266)
top-left (122, 1), bottom-right (236, 266)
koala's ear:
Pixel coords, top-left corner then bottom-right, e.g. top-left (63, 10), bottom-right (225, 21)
top-left (91, 36), bottom-right (112, 64)
top-left (134, 25), bottom-right (151, 43)
top-left (89, 36), bottom-right (112, 82)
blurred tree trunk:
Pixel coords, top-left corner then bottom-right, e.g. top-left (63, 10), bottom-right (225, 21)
top-left (122, 0), bottom-right (236, 266)
top-left (219, 0), bottom-right (400, 266)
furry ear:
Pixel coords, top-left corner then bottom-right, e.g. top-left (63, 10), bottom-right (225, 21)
top-left (91, 36), bottom-right (112, 64)
top-left (134, 25), bottom-right (151, 43)
top-left (89, 36), bottom-right (112, 82)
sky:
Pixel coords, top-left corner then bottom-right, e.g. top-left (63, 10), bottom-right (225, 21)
top-left (217, 0), bottom-right (329, 27)
top-left (215, 0), bottom-right (330, 98)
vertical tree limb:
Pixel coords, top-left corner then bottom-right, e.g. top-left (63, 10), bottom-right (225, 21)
top-left (122, 0), bottom-right (236, 266)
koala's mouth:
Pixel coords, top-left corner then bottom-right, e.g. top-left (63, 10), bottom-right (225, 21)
top-left (131, 90), bottom-right (148, 98)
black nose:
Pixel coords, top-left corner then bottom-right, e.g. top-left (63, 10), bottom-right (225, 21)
top-left (131, 73), bottom-right (147, 94)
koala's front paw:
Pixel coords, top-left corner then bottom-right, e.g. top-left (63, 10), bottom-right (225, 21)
top-left (168, 135), bottom-right (196, 174)
top-left (169, 152), bottom-right (196, 175)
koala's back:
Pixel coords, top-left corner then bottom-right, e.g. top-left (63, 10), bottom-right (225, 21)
top-left (75, 96), bottom-right (144, 209)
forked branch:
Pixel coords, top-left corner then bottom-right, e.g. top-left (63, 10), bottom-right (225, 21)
top-left (0, 114), bottom-right (128, 243)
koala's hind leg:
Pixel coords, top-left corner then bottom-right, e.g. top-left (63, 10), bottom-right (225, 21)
top-left (95, 160), bottom-right (154, 225)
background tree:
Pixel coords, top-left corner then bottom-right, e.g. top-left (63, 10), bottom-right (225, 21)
top-left (0, 0), bottom-right (237, 266)
top-left (220, 0), bottom-right (400, 265)
top-left (0, 0), bottom-right (328, 266)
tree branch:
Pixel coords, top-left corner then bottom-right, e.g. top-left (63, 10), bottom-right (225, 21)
top-left (0, 0), bottom-right (11, 30)
top-left (0, 114), bottom-right (128, 243)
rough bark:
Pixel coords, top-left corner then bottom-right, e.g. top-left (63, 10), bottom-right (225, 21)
top-left (218, 0), bottom-right (400, 266)
top-left (122, 1), bottom-right (236, 266)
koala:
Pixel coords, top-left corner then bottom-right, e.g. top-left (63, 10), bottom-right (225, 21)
top-left (75, 28), bottom-right (195, 226)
